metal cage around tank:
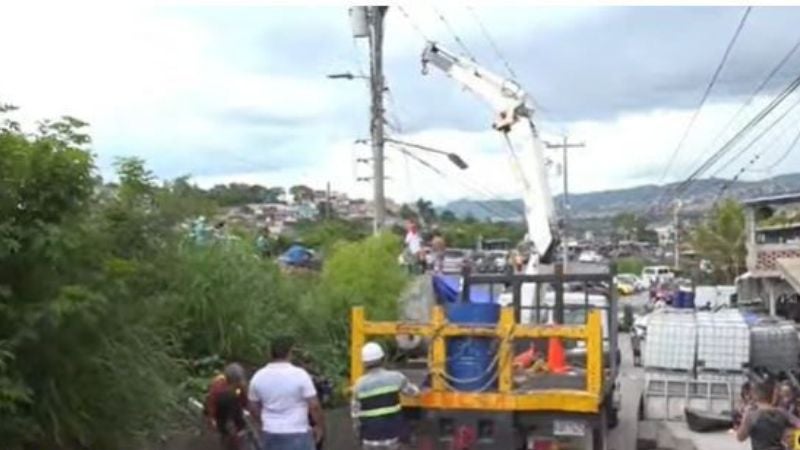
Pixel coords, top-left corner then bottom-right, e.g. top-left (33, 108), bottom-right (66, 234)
top-left (350, 264), bottom-right (613, 415)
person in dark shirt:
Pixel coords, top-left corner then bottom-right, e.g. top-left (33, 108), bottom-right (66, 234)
top-left (736, 381), bottom-right (800, 450)
top-left (205, 363), bottom-right (249, 450)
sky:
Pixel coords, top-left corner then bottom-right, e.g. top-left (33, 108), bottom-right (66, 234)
top-left (3, 3), bottom-right (800, 205)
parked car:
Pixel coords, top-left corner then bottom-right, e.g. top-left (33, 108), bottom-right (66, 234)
top-left (577, 250), bottom-right (603, 263)
top-left (641, 265), bottom-right (674, 286)
top-left (615, 273), bottom-right (646, 293)
top-left (488, 250), bottom-right (509, 272)
top-left (441, 249), bottom-right (468, 273)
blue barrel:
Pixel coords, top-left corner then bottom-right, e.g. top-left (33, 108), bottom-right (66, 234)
top-left (675, 290), bottom-right (695, 308)
top-left (444, 302), bottom-right (500, 392)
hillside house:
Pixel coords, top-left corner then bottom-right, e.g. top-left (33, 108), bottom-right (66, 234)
top-left (738, 193), bottom-right (800, 316)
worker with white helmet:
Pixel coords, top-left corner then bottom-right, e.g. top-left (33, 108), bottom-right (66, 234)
top-left (351, 342), bottom-right (420, 450)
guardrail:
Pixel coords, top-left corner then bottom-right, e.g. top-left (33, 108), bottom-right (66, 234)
top-left (350, 305), bottom-right (605, 413)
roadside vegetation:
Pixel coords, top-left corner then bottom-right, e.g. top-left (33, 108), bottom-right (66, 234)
top-left (0, 106), bottom-right (408, 450)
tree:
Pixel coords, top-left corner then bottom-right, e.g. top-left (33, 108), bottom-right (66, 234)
top-left (399, 204), bottom-right (418, 221)
top-left (415, 198), bottom-right (437, 224)
top-left (690, 199), bottom-right (746, 284)
top-left (612, 212), bottom-right (650, 242)
top-left (440, 209), bottom-right (457, 223)
top-left (290, 184), bottom-right (314, 203)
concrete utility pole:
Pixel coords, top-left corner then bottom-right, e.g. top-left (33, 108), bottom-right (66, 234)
top-left (673, 199), bottom-right (682, 270)
top-left (351, 6), bottom-right (388, 234)
top-left (326, 181), bottom-right (331, 220)
top-left (545, 137), bottom-right (585, 267)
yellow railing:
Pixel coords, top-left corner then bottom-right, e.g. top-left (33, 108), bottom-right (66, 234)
top-left (350, 306), bottom-right (604, 413)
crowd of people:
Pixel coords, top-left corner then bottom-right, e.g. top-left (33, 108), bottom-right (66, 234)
top-left (734, 379), bottom-right (800, 449)
top-left (204, 337), bottom-right (419, 450)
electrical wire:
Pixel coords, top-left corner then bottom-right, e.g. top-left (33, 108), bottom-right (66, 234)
top-left (710, 90), bottom-right (800, 177)
top-left (397, 5), bottom-right (433, 43)
top-left (684, 32), bottom-right (800, 178)
top-left (432, 6), bottom-right (478, 61)
top-left (466, 5), bottom-right (518, 81)
top-left (656, 6), bottom-right (753, 187)
top-left (666, 69), bottom-right (800, 203)
top-left (391, 145), bottom-right (524, 220)
top-left (763, 127), bottom-right (800, 171)
top-left (715, 125), bottom-right (800, 202)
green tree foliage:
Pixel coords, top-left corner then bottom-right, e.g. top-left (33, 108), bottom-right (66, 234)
top-left (439, 210), bottom-right (457, 223)
top-left (441, 221), bottom-right (525, 249)
top-left (298, 233), bottom-right (407, 382)
top-left (690, 199), bottom-right (746, 284)
top-left (612, 212), bottom-right (653, 242)
top-left (415, 198), bottom-right (437, 224)
top-left (291, 218), bottom-right (370, 251)
top-left (206, 183), bottom-right (285, 206)
top-left (0, 107), bottom-right (409, 449)
top-left (289, 184), bottom-right (314, 203)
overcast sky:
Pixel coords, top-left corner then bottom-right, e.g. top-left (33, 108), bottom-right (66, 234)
top-left (3, 3), bottom-right (800, 204)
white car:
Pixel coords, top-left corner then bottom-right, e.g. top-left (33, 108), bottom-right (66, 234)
top-left (441, 249), bottom-right (468, 273)
top-left (641, 266), bottom-right (674, 286)
top-left (577, 250), bottom-right (603, 263)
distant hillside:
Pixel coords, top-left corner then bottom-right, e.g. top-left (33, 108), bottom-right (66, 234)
top-left (442, 173), bottom-right (800, 220)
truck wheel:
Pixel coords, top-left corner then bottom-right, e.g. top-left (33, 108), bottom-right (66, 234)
top-left (607, 407), bottom-right (619, 429)
top-left (592, 417), bottom-right (607, 450)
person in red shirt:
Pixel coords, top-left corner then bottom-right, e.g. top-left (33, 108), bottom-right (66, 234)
top-left (205, 363), bottom-right (249, 450)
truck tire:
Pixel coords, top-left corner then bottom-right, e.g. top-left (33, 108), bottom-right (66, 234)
top-left (592, 414), bottom-right (607, 450)
top-left (607, 407), bottom-right (619, 430)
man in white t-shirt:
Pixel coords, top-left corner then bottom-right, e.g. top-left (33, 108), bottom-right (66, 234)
top-left (248, 336), bottom-right (324, 450)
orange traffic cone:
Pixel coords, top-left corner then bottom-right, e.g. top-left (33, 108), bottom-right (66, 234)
top-left (547, 337), bottom-right (568, 374)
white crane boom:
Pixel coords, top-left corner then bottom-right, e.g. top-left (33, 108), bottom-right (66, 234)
top-left (421, 43), bottom-right (557, 265)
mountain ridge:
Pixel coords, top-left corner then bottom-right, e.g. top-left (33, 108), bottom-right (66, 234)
top-left (442, 173), bottom-right (800, 220)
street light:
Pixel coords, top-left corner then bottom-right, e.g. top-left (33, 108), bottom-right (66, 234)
top-left (326, 72), bottom-right (369, 80)
top-left (384, 137), bottom-right (469, 170)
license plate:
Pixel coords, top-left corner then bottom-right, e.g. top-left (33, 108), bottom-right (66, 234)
top-left (553, 420), bottom-right (586, 437)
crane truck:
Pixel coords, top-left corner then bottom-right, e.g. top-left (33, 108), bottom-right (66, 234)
top-left (350, 43), bottom-right (620, 450)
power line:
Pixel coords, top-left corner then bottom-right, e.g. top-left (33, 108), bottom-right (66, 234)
top-left (396, 5), bottom-right (432, 43)
top-left (666, 67), bottom-right (800, 203)
top-left (432, 6), bottom-right (478, 61)
top-left (466, 5), bottom-right (518, 81)
top-left (763, 127), bottom-right (800, 171)
top-left (656, 6), bottom-right (752, 187)
top-left (716, 124), bottom-right (800, 202)
top-left (710, 90), bottom-right (800, 177)
top-left (684, 31), bottom-right (800, 177)
top-left (393, 146), bottom-right (522, 220)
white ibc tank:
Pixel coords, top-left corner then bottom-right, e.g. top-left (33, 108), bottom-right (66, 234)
top-left (696, 310), bottom-right (749, 371)
top-left (643, 310), bottom-right (696, 370)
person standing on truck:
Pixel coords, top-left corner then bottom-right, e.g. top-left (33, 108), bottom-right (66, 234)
top-left (248, 336), bottom-right (325, 450)
top-left (204, 363), bottom-right (249, 450)
top-left (735, 381), bottom-right (800, 450)
top-left (352, 342), bottom-right (421, 450)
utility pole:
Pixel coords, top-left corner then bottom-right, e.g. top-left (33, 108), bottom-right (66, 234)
top-left (673, 199), bottom-right (682, 270)
top-left (545, 137), bottom-right (585, 267)
top-left (326, 181), bottom-right (331, 220)
top-left (351, 6), bottom-right (388, 234)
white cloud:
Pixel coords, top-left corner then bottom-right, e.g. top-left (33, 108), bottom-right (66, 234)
top-left (4, 3), bottom-right (800, 208)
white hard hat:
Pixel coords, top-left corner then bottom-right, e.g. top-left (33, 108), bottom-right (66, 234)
top-left (361, 342), bottom-right (385, 364)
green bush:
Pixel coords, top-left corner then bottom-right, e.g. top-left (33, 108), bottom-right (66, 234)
top-left (616, 257), bottom-right (645, 275)
top-left (0, 107), bottom-right (410, 448)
